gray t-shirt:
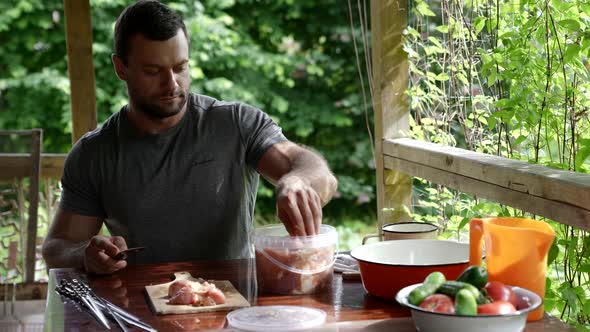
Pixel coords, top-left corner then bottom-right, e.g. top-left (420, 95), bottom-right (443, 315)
top-left (59, 93), bottom-right (287, 264)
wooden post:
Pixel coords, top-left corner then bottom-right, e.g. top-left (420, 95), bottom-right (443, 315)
top-left (371, 0), bottom-right (412, 228)
top-left (25, 129), bottom-right (42, 283)
top-left (64, 0), bottom-right (97, 143)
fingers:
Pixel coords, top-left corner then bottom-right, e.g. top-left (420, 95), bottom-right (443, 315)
top-left (276, 177), bottom-right (323, 236)
top-left (309, 191), bottom-right (322, 235)
top-left (277, 197), bottom-right (305, 236)
top-left (84, 236), bottom-right (128, 274)
top-left (277, 208), bottom-right (294, 235)
top-left (111, 236), bottom-right (128, 252)
top-left (298, 192), bottom-right (317, 235)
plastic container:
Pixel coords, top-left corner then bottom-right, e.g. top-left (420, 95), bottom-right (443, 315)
top-left (253, 224), bottom-right (337, 295)
top-left (226, 305), bottom-right (326, 331)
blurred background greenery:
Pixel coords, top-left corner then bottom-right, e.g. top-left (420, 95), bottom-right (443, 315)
top-left (0, 0), bottom-right (379, 251)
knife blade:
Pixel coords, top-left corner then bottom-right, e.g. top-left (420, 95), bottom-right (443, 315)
top-left (115, 247), bottom-right (146, 260)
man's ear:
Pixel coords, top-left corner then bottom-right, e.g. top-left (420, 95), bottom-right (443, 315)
top-left (112, 54), bottom-right (127, 81)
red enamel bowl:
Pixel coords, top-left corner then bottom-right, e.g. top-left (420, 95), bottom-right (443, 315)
top-left (350, 239), bottom-right (471, 300)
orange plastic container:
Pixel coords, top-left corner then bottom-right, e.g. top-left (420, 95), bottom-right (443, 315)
top-left (469, 217), bottom-right (555, 321)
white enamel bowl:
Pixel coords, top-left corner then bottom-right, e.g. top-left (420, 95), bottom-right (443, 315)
top-left (396, 283), bottom-right (542, 332)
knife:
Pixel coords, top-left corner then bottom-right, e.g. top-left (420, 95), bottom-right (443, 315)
top-left (115, 247), bottom-right (146, 260)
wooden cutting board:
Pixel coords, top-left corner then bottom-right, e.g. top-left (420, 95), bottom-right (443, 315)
top-left (145, 271), bottom-right (250, 315)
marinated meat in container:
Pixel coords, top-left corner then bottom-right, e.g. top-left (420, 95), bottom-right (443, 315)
top-left (253, 224), bottom-right (338, 295)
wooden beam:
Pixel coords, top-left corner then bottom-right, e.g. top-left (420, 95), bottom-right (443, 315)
top-left (0, 154), bottom-right (66, 180)
top-left (64, 0), bottom-right (97, 143)
top-left (24, 129), bottom-right (41, 283)
top-left (371, 0), bottom-right (412, 227)
top-left (383, 138), bottom-right (590, 231)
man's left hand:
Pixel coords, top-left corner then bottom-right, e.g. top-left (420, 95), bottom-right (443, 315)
top-left (276, 175), bottom-right (322, 236)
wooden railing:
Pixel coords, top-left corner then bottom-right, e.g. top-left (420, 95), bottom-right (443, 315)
top-left (0, 154), bottom-right (65, 180)
top-left (383, 138), bottom-right (590, 232)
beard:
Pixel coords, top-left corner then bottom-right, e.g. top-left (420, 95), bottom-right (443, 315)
top-left (130, 88), bottom-right (189, 120)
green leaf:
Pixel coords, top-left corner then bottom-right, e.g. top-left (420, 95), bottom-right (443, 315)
top-left (474, 17), bottom-right (486, 35)
top-left (558, 19), bottom-right (581, 32)
top-left (487, 17), bottom-right (498, 32)
top-left (435, 73), bottom-right (450, 81)
top-left (564, 44), bottom-right (581, 64)
top-left (458, 217), bottom-right (470, 230)
top-left (560, 286), bottom-right (579, 313)
top-left (416, 1), bottom-right (436, 17)
top-left (436, 25), bottom-right (449, 33)
top-left (271, 96), bottom-right (289, 114)
top-left (514, 136), bottom-right (527, 146)
top-left (575, 139), bottom-right (590, 169)
top-left (583, 296), bottom-right (590, 315)
top-left (487, 115), bottom-right (497, 130)
top-left (547, 239), bottom-right (559, 266)
top-left (427, 36), bottom-right (443, 48)
top-left (495, 99), bottom-right (511, 109)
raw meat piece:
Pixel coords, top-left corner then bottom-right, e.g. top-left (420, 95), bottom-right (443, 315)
top-left (207, 287), bottom-right (226, 304)
top-left (168, 286), bottom-right (198, 305)
top-left (256, 245), bottom-right (334, 295)
top-left (167, 279), bottom-right (226, 306)
top-left (168, 280), bottom-right (194, 297)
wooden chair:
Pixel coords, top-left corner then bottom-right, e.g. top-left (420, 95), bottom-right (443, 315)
top-left (0, 129), bottom-right (42, 285)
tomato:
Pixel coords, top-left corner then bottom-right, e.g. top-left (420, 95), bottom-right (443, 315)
top-left (419, 294), bottom-right (455, 314)
top-left (484, 281), bottom-right (518, 307)
top-left (477, 300), bottom-right (517, 315)
top-left (516, 294), bottom-right (533, 310)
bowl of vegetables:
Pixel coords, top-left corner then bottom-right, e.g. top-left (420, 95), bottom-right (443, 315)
top-left (395, 266), bottom-right (542, 332)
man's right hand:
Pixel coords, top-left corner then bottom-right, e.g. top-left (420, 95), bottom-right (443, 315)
top-left (84, 235), bottom-right (128, 274)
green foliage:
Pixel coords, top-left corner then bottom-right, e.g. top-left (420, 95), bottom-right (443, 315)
top-left (406, 0), bottom-right (590, 327)
top-left (0, 178), bottom-right (59, 283)
top-left (0, 0), bottom-right (376, 220)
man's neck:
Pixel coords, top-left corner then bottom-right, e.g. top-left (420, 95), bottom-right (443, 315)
top-left (126, 105), bottom-right (187, 135)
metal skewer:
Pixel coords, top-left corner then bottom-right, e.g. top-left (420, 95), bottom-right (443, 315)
top-left (72, 279), bottom-right (111, 330)
top-left (78, 281), bottom-right (128, 332)
top-left (99, 298), bottom-right (156, 332)
top-left (56, 278), bottom-right (157, 332)
top-left (79, 280), bottom-right (157, 332)
top-left (99, 298), bottom-right (128, 332)
top-left (57, 279), bottom-right (111, 330)
top-left (94, 303), bottom-right (157, 332)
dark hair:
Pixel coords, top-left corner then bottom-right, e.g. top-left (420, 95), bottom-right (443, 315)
top-left (114, 0), bottom-right (188, 64)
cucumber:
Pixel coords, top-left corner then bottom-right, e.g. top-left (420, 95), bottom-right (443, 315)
top-left (456, 265), bottom-right (488, 289)
top-left (455, 288), bottom-right (477, 315)
top-left (408, 272), bottom-right (446, 306)
top-left (436, 280), bottom-right (488, 304)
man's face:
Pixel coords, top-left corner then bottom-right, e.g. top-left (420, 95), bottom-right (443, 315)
top-left (116, 29), bottom-right (190, 119)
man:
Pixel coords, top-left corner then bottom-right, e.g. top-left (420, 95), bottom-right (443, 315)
top-left (42, 0), bottom-right (337, 274)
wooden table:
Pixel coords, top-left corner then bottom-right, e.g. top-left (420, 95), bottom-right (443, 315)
top-left (44, 259), bottom-right (577, 331)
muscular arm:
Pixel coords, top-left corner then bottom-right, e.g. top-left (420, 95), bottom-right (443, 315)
top-left (42, 208), bottom-right (102, 269)
top-left (256, 141), bottom-right (338, 236)
top-left (42, 208), bottom-right (127, 273)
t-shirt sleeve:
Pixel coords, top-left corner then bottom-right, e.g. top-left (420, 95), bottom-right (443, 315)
top-left (59, 138), bottom-right (107, 217)
top-left (236, 103), bottom-right (288, 168)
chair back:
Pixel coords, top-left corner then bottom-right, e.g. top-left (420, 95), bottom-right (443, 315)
top-left (0, 129), bottom-right (42, 283)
